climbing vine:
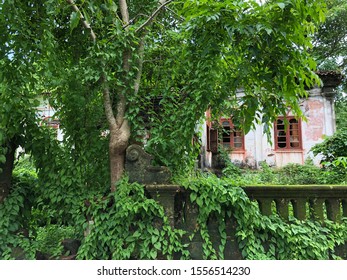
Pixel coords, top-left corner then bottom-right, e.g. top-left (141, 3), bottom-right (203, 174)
top-left (77, 178), bottom-right (189, 260)
top-left (1, 0), bottom-right (345, 261)
top-left (182, 174), bottom-right (347, 260)
top-left (2, 163), bottom-right (347, 260)
top-left (0, 164), bottom-right (38, 259)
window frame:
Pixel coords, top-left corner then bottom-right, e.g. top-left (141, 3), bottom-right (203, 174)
top-left (220, 118), bottom-right (245, 152)
top-left (274, 116), bottom-right (302, 151)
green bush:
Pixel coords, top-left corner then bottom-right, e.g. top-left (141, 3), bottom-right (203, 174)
top-left (0, 159), bottom-right (38, 259)
top-left (221, 159), bottom-right (346, 185)
top-left (34, 225), bottom-right (76, 259)
top-left (311, 130), bottom-right (347, 162)
top-left (311, 130), bottom-right (347, 183)
top-left (276, 162), bottom-right (324, 185)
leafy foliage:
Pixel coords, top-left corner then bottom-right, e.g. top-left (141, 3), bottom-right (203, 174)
top-left (2, 0), bottom-right (345, 261)
top-left (219, 159), bottom-right (347, 185)
top-left (311, 130), bottom-right (347, 183)
top-left (311, 130), bottom-right (347, 163)
top-left (34, 225), bottom-right (76, 259)
top-left (77, 178), bottom-right (189, 260)
top-left (0, 163), bottom-right (38, 259)
top-left (335, 96), bottom-right (347, 130)
top-left (183, 174), bottom-right (347, 260)
top-left (2, 160), bottom-right (347, 260)
top-left (313, 0), bottom-right (347, 70)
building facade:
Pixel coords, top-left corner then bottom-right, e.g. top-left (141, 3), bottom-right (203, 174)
top-left (201, 72), bottom-right (343, 169)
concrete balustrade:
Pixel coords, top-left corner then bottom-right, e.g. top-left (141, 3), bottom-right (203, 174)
top-left (243, 185), bottom-right (347, 223)
top-left (145, 184), bottom-right (347, 259)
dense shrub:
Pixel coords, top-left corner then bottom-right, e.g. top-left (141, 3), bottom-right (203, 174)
top-left (0, 158), bottom-right (38, 259)
top-left (2, 154), bottom-right (347, 260)
top-left (311, 130), bottom-right (347, 162)
top-left (311, 130), bottom-right (347, 184)
top-left (220, 160), bottom-right (346, 185)
top-left (276, 163), bottom-right (325, 185)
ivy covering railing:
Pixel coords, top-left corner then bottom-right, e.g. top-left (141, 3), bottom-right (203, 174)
top-left (242, 185), bottom-right (347, 223)
top-left (146, 183), bottom-right (347, 259)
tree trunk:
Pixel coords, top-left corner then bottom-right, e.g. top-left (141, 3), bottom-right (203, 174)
top-left (0, 140), bottom-right (17, 203)
top-left (67, 0), bottom-right (133, 190)
top-left (108, 122), bottom-right (130, 191)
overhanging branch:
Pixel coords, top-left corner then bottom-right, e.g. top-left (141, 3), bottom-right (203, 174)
top-left (136, 0), bottom-right (174, 33)
top-left (134, 35), bottom-right (146, 95)
top-left (119, 0), bottom-right (130, 25)
top-left (66, 0), bottom-right (96, 43)
top-left (101, 73), bottom-right (118, 129)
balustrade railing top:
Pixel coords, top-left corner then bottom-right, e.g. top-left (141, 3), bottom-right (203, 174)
top-left (242, 185), bottom-right (347, 222)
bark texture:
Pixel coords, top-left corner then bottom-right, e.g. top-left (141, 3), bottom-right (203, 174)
top-left (109, 123), bottom-right (130, 191)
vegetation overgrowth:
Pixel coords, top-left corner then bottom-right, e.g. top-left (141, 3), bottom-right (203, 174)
top-left (1, 0), bottom-right (347, 261)
top-left (222, 160), bottom-right (347, 186)
top-left (1, 156), bottom-right (347, 260)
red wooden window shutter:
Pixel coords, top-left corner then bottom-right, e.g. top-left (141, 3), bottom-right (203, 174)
top-left (210, 128), bottom-right (218, 154)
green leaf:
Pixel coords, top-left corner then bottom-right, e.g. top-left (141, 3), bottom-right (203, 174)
top-left (70, 11), bottom-right (81, 31)
top-left (190, 192), bottom-right (197, 202)
top-left (151, 235), bottom-right (158, 244)
top-left (150, 250), bottom-right (157, 259)
top-left (278, 3), bottom-right (285, 10)
top-left (153, 242), bottom-right (161, 250)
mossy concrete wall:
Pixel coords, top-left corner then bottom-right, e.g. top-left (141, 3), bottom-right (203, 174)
top-left (146, 184), bottom-right (347, 259)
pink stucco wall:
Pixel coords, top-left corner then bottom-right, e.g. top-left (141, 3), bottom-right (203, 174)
top-left (304, 99), bottom-right (325, 142)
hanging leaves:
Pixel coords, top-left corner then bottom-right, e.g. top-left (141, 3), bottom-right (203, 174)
top-left (69, 11), bottom-right (81, 31)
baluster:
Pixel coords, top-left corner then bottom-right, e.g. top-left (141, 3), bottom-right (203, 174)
top-left (310, 198), bottom-right (325, 222)
top-left (257, 198), bottom-right (273, 216)
top-left (292, 198), bottom-right (307, 220)
top-left (276, 199), bottom-right (289, 221)
top-left (326, 199), bottom-right (341, 223)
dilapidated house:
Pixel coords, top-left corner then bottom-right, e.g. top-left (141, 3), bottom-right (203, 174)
top-left (201, 71), bottom-right (343, 169)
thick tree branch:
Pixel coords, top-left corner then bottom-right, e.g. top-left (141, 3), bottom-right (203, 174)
top-left (117, 0), bottom-right (131, 128)
top-left (101, 74), bottom-right (117, 129)
top-left (66, 0), bottom-right (96, 43)
top-left (165, 6), bottom-right (185, 22)
top-left (116, 93), bottom-right (127, 127)
top-left (134, 35), bottom-right (146, 95)
top-left (119, 0), bottom-right (130, 25)
top-left (136, 0), bottom-right (174, 33)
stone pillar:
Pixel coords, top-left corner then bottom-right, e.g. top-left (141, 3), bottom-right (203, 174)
top-left (319, 71), bottom-right (343, 135)
top-left (310, 198), bottom-right (325, 222)
top-left (258, 198), bottom-right (273, 216)
top-left (326, 199), bottom-right (341, 222)
top-left (276, 198), bottom-right (289, 221)
top-left (292, 198), bottom-right (307, 220)
top-left (146, 184), bottom-right (180, 228)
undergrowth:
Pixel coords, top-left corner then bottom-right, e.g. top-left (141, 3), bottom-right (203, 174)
top-left (76, 179), bottom-right (189, 260)
top-left (1, 160), bottom-right (347, 260)
top-left (222, 160), bottom-right (347, 185)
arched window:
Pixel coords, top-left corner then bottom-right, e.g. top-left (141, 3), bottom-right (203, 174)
top-left (275, 117), bottom-right (302, 150)
top-left (221, 118), bottom-right (244, 151)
